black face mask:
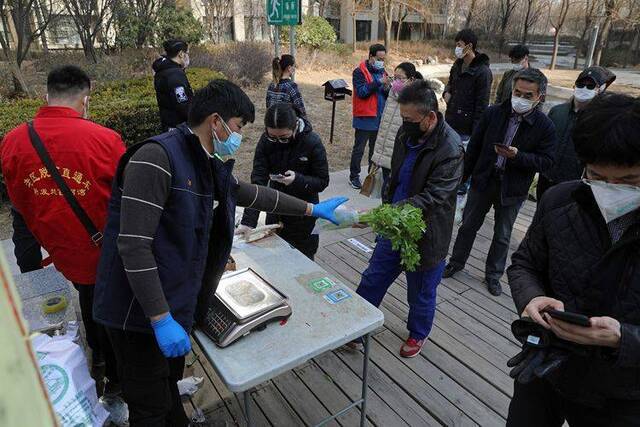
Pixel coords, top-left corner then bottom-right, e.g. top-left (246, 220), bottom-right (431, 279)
top-left (403, 120), bottom-right (424, 139)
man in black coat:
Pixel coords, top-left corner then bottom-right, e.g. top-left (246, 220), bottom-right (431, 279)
top-left (153, 40), bottom-right (193, 131)
top-left (506, 93), bottom-right (640, 426)
top-left (443, 28), bottom-right (493, 196)
top-left (355, 80), bottom-right (464, 358)
top-left (444, 68), bottom-right (556, 296)
top-left (443, 29), bottom-right (493, 141)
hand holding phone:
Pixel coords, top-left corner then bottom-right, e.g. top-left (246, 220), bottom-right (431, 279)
top-left (269, 173), bottom-right (285, 181)
top-left (543, 308), bottom-right (591, 327)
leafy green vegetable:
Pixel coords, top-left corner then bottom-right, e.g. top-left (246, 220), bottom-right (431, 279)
top-left (359, 204), bottom-right (426, 272)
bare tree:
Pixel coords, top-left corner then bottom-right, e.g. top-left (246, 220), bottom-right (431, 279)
top-left (0, 0), bottom-right (56, 95)
top-left (572, 0), bottom-right (599, 68)
top-left (395, 3), bottom-right (408, 44)
top-left (498, 0), bottom-right (521, 56)
top-left (550, 0), bottom-right (572, 69)
top-left (380, 0), bottom-right (395, 48)
top-left (594, 0), bottom-right (619, 64)
top-left (201, 0), bottom-right (233, 43)
top-left (63, 0), bottom-right (116, 62)
top-left (522, 0), bottom-right (547, 43)
top-left (465, 0), bottom-right (477, 27)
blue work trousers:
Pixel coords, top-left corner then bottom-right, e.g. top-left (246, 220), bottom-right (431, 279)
top-left (356, 238), bottom-right (445, 340)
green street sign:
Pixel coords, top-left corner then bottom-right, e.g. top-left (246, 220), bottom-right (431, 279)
top-left (267, 0), bottom-right (302, 26)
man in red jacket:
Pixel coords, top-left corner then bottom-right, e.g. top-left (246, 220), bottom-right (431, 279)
top-left (1, 65), bottom-right (126, 394)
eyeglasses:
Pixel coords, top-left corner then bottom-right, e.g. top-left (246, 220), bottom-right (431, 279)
top-left (576, 81), bottom-right (597, 90)
top-left (265, 133), bottom-right (292, 144)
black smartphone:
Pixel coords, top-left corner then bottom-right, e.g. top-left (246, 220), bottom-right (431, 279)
top-left (543, 308), bottom-right (591, 327)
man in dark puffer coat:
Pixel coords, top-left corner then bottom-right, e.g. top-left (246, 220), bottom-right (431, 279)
top-left (506, 93), bottom-right (640, 426)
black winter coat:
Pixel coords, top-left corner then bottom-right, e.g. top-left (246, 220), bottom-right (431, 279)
top-left (464, 100), bottom-right (556, 206)
top-left (444, 53), bottom-right (493, 136)
top-left (241, 120), bottom-right (329, 257)
top-left (152, 57), bottom-right (193, 131)
top-left (385, 115), bottom-right (464, 270)
top-left (543, 101), bottom-right (583, 184)
top-left (508, 181), bottom-right (640, 406)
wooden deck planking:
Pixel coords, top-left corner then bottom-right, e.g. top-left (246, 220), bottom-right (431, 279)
top-left (186, 200), bottom-right (537, 426)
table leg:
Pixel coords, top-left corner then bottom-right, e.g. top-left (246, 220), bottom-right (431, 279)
top-left (360, 334), bottom-right (370, 427)
top-left (243, 390), bottom-right (253, 427)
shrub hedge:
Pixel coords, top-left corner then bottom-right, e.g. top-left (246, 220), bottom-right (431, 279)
top-left (0, 67), bottom-right (223, 146)
top-left (0, 67), bottom-right (223, 199)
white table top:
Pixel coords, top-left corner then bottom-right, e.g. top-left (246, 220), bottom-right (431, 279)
top-left (193, 235), bottom-right (384, 392)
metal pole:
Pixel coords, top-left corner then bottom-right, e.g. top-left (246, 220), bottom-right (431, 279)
top-left (290, 25), bottom-right (296, 82)
top-left (244, 390), bottom-right (253, 426)
top-left (329, 98), bottom-right (336, 144)
top-left (274, 26), bottom-right (281, 58)
top-left (360, 334), bottom-right (371, 427)
top-left (585, 25), bottom-right (599, 68)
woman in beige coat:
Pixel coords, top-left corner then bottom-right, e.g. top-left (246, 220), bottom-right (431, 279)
top-left (371, 62), bottom-right (445, 193)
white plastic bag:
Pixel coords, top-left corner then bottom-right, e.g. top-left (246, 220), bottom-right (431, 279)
top-left (312, 204), bottom-right (361, 233)
top-left (32, 330), bottom-right (108, 427)
top-left (455, 194), bottom-right (467, 225)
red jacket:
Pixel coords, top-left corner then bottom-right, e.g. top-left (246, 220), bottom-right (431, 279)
top-left (1, 106), bottom-right (125, 284)
top-left (352, 61), bottom-right (378, 118)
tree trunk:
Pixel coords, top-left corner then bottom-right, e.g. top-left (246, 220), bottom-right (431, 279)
top-left (33, 0), bottom-right (49, 53)
top-left (574, 28), bottom-right (588, 69)
top-left (522, 0), bottom-right (532, 44)
top-left (465, 0), bottom-right (476, 28)
top-left (9, 60), bottom-right (32, 96)
top-left (383, 3), bottom-right (393, 49)
top-left (594, 2), bottom-right (613, 65)
top-left (550, 32), bottom-right (560, 69)
top-left (352, 12), bottom-right (356, 53)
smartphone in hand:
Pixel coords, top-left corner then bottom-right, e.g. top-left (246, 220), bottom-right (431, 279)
top-left (269, 173), bottom-right (285, 180)
top-left (543, 308), bottom-right (591, 327)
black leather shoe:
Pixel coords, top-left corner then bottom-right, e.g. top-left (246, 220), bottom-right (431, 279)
top-left (486, 278), bottom-right (503, 296)
top-left (443, 263), bottom-right (462, 278)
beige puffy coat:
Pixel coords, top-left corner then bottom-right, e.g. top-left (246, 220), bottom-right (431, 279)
top-left (371, 77), bottom-right (446, 170)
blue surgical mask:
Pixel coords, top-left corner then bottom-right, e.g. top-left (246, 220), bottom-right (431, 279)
top-left (212, 117), bottom-right (242, 156)
top-left (373, 60), bottom-right (385, 70)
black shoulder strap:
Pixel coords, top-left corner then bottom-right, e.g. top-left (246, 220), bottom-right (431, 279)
top-left (27, 122), bottom-right (103, 246)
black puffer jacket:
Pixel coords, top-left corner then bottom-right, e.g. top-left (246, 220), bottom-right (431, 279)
top-left (464, 100), bottom-right (556, 206)
top-left (444, 53), bottom-right (493, 136)
top-left (543, 101), bottom-right (583, 184)
top-left (241, 119), bottom-right (329, 258)
top-left (152, 57), bottom-right (193, 131)
top-left (508, 181), bottom-right (640, 406)
top-left (385, 115), bottom-right (464, 270)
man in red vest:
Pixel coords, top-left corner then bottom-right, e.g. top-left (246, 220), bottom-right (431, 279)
top-left (1, 65), bottom-right (126, 395)
top-left (350, 43), bottom-right (389, 189)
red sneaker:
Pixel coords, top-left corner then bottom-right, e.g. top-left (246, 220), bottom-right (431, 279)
top-left (400, 338), bottom-right (425, 358)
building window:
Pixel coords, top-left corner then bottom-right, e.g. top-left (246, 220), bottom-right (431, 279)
top-left (356, 20), bottom-right (371, 41)
top-left (49, 15), bottom-right (81, 45)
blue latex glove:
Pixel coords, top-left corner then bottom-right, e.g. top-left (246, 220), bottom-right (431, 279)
top-left (151, 313), bottom-right (192, 358)
top-left (311, 197), bottom-right (349, 225)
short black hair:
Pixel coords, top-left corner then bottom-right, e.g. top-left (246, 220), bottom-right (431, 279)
top-left (188, 79), bottom-right (255, 127)
top-left (397, 80), bottom-right (438, 114)
top-left (513, 67), bottom-right (547, 95)
top-left (163, 39), bottom-right (188, 58)
top-left (369, 44), bottom-right (386, 58)
top-left (454, 29), bottom-right (478, 51)
top-left (265, 103), bottom-right (298, 130)
top-left (509, 44), bottom-right (529, 60)
top-left (574, 93), bottom-right (640, 167)
top-left (47, 65), bottom-right (91, 99)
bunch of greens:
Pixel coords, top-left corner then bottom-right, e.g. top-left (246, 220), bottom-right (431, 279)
top-left (359, 204), bottom-right (426, 272)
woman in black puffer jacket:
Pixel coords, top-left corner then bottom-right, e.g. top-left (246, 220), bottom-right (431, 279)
top-left (238, 103), bottom-right (329, 259)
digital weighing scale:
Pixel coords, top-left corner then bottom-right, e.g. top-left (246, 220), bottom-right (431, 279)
top-left (201, 268), bottom-right (292, 348)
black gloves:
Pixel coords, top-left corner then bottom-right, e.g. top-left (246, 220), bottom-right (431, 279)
top-left (508, 317), bottom-right (588, 384)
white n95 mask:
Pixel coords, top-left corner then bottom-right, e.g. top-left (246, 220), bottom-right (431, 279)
top-left (584, 179), bottom-right (640, 223)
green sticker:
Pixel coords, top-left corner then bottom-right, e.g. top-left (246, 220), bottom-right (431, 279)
top-left (309, 277), bottom-right (335, 293)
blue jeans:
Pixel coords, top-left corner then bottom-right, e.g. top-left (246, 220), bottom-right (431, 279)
top-left (356, 238), bottom-right (445, 340)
